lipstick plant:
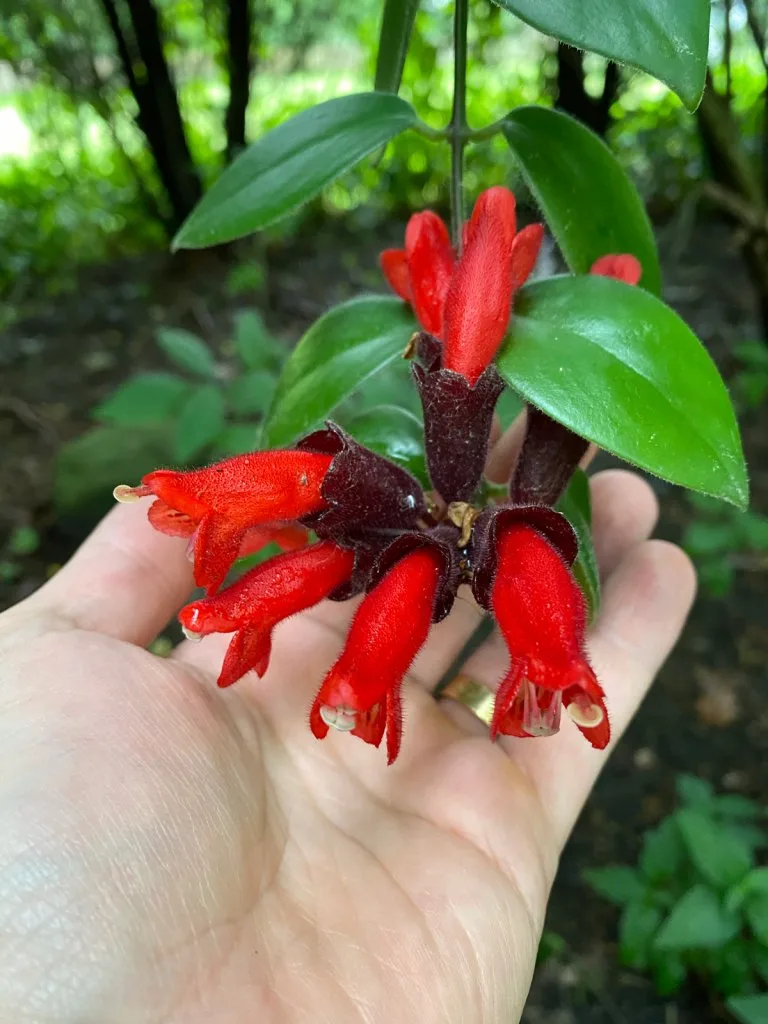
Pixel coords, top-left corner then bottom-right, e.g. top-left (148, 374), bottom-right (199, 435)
top-left (116, 0), bottom-right (746, 764)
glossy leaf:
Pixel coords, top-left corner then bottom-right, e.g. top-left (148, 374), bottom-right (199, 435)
top-left (498, 276), bottom-right (748, 508)
top-left (344, 405), bottom-right (428, 486)
top-left (503, 107), bottom-right (660, 294)
top-left (93, 373), bottom-right (190, 426)
top-left (654, 885), bottom-right (740, 951)
top-left (173, 385), bottom-right (226, 463)
top-left (676, 774), bottom-right (715, 809)
top-left (173, 93), bottom-right (417, 248)
top-left (557, 469), bottom-right (600, 620)
top-left (727, 994), bottom-right (768, 1024)
top-left (492, 0), bottom-right (710, 109)
top-left (262, 296), bottom-right (417, 448)
top-left (157, 327), bottom-right (218, 379)
top-left (375, 0), bottom-right (420, 93)
top-left (677, 809), bottom-right (754, 889)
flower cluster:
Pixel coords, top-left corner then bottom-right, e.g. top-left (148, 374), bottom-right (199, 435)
top-left (117, 187), bottom-right (640, 763)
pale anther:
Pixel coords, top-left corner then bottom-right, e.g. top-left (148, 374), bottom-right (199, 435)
top-left (113, 484), bottom-right (140, 504)
top-left (319, 704), bottom-right (358, 732)
top-left (181, 625), bottom-right (203, 643)
top-left (566, 702), bottom-right (605, 729)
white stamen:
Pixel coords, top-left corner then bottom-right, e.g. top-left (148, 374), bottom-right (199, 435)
top-left (319, 704), bottom-right (358, 732)
top-left (181, 625), bottom-right (203, 643)
top-left (113, 484), bottom-right (140, 503)
top-left (566, 702), bottom-right (605, 729)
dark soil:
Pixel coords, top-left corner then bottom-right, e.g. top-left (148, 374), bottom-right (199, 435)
top-left (1, 215), bottom-right (766, 1022)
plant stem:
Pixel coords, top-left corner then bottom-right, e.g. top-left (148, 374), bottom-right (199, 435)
top-left (450, 0), bottom-right (469, 251)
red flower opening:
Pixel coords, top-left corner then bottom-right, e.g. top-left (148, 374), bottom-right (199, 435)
top-left (115, 450), bottom-right (332, 593)
top-left (179, 540), bottom-right (355, 687)
top-left (309, 546), bottom-right (443, 764)
top-left (490, 522), bottom-right (610, 750)
top-left (590, 253), bottom-right (642, 286)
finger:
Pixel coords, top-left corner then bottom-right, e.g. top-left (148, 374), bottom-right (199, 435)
top-left (484, 410), bottom-right (527, 484)
top-left (590, 469), bottom-right (659, 577)
top-left (436, 468), bottom-right (660, 737)
top-left (28, 501), bottom-right (194, 646)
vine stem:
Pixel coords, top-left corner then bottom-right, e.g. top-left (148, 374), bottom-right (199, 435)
top-left (450, 0), bottom-right (469, 251)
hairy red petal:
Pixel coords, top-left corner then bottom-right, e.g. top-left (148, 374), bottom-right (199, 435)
top-left (179, 540), bottom-right (355, 640)
top-left (509, 223), bottom-right (544, 290)
top-left (490, 523), bottom-right (607, 747)
top-left (142, 450), bottom-right (332, 528)
top-left (310, 548), bottom-right (441, 756)
top-left (147, 499), bottom-right (197, 538)
top-left (192, 514), bottom-right (246, 594)
top-left (237, 524), bottom-right (309, 559)
top-left (442, 187), bottom-right (518, 384)
top-left (590, 253), bottom-right (642, 286)
top-left (218, 627), bottom-right (273, 688)
top-left (380, 249), bottom-right (412, 302)
top-left (404, 210), bottom-right (455, 336)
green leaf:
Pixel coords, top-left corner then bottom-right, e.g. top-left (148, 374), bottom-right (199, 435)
top-left (375, 0), bottom-right (420, 93)
top-left (726, 994), bottom-right (768, 1024)
top-left (650, 949), bottom-right (687, 996)
top-left (498, 276), bottom-right (748, 509)
top-left (639, 817), bottom-right (686, 884)
top-left (173, 386), bottom-right (226, 463)
top-left (213, 423), bottom-right (261, 457)
top-left (503, 107), bottom-right (660, 294)
top-left (715, 795), bottom-right (765, 821)
top-left (54, 426), bottom-right (171, 512)
top-left (343, 405), bottom-right (428, 487)
top-left (556, 469), bottom-right (600, 620)
top-left (226, 371), bottom-right (276, 416)
top-left (676, 774), bottom-right (715, 809)
top-left (677, 809), bottom-right (754, 889)
top-left (93, 372), bottom-right (190, 426)
top-left (234, 310), bottom-right (282, 370)
top-left (492, 0), bottom-right (710, 109)
top-left (712, 940), bottom-right (758, 998)
top-left (584, 866), bottom-right (645, 907)
top-left (746, 894), bottom-right (768, 946)
top-left (654, 885), bottom-right (740, 951)
top-left (751, 943), bottom-right (768, 984)
top-left (7, 525), bottom-right (39, 556)
top-left (157, 327), bottom-right (218, 379)
top-left (262, 296), bottom-right (417, 448)
top-left (173, 93), bottom-right (417, 249)
top-left (620, 900), bottom-right (663, 970)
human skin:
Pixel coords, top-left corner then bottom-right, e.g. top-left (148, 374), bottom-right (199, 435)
top-left (0, 423), bottom-right (696, 1024)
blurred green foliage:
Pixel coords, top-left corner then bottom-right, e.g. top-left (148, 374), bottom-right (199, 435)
top-left (3, 0), bottom-right (766, 306)
top-left (585, 775), bottom-right (768, 1012)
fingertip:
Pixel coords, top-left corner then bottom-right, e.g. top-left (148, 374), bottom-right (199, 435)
top-left (590, 469), bottom-right (660, 577)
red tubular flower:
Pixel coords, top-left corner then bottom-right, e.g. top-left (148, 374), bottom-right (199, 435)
top-left (309, 546), bottom-right (442, 764)
top-left (381, 189), bottom-right (543, 384)
top-left (590, 253), bottom-right (642, 286)
top-left (178, 540), bottom-right (355, 687)
top-left (380, 211), bottom-right (455, 336)
top-left (114, 450), bottom-right (332, 593)
top-left (442, 188), bottom-right (543, 385)
top-left (490, 522), bottom-right (610, 750)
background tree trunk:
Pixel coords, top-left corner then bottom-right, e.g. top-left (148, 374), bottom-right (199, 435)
top-left (555, 43), bottom-right (619, 137)
top-left (99, 0), bottom-right (203, 229)
top-left (224, 0), bottom-right (253, 163)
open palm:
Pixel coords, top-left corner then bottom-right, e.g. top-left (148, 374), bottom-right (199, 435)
top-left (0, 461), bottom-right (694, 1024)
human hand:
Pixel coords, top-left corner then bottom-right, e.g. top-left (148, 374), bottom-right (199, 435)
top-left (0, 432), bottom-right (695, 1024)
